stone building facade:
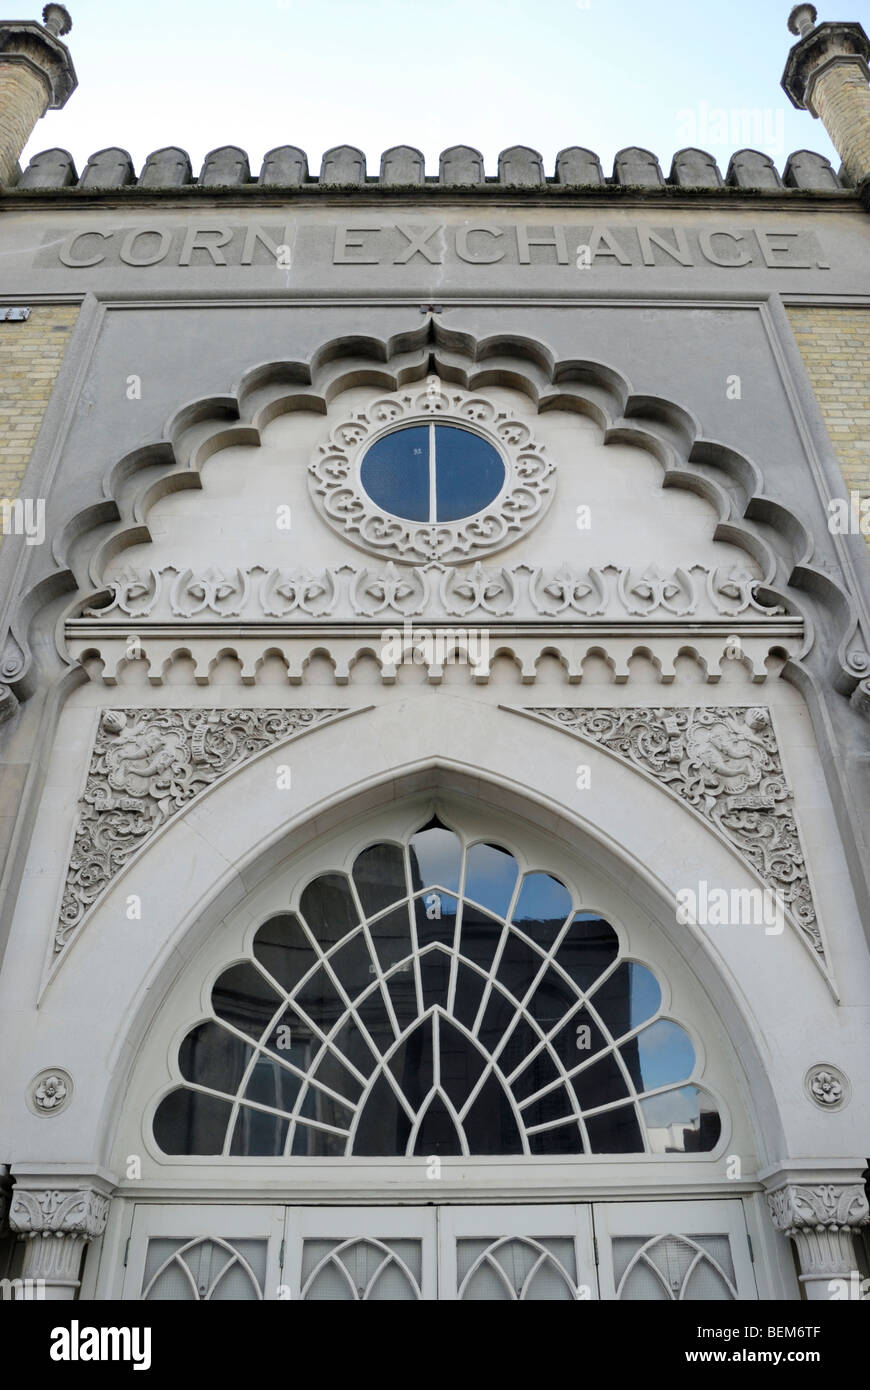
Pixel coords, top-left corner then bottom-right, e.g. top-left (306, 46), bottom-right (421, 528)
top-left (0, 4), bottom-right (868, 1302)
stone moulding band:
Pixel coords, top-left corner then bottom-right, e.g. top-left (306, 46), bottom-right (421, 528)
top-left (510, 704), bottom-right (825, 970)
top-left (54, 706), bottom-right (354, 960)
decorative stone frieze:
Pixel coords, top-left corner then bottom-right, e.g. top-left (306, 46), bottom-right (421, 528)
top-left (522, 705), bottom-right (822, 960)
top-left (81, 561), bottom-right (785, 625)
top-left (56, 707), bottom-right (349, 956)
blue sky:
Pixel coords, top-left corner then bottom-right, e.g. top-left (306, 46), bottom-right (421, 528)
top-left (21, 0), bottom-right (850, 179)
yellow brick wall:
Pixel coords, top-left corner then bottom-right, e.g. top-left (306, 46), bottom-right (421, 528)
top-left (787, 306), bottom-right (870, 555)
top-left (0, 303), bottom-right (78, 549)
top-left (813, 64), bottom-right (870, 188)
top-left (0, 59), bottom-right (48, 187)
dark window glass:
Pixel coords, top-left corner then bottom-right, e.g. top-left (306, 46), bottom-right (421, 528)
top-left (299, 873), bottom-right (358, 949)
top-left (439, 1018), bottom-right (486, 1109)
top-left (389, 1016), bottom-right (435, 1109)
top-left (407, 820), bottom-right (461, 894)
top-left (512, 873), bottom-right (573, 949)
top-left (622, 1020), bottom-right (695, 1093)
top-left (360, 424), bottom-right (505, 524)
top-left (154, 1088), bottom-right (232, 1155)
top-left (555, 914), bottom-right (620, 994)
top-left (521, 1086), bottom-right (575, 1129)
top-left (640, 1086), bottom-right (721, 1154)
top-left (253, 913), bottom-right (316, 995)
top-left (212, 963), bottom-right (281, 1042)
top-left (178, 1021), bottom-right (253, 1095)
top-left (420, 946), bottom-right (452, 1011)
top-left (369, 903), bottom-right (414, 972)
top-left (464, 843), bottom-right (518, 918)
top-left (328, 930), bottom-right (376, 1002)
top-left (291, 1123), bottom-right (347, 1157)
top-left (229, 1104), bottom-right (289, 1157)
top-left (353, 1073), bottom-right (413, 1156)
top-left (360, 424), bottom-right (431, 521)
top-left (412, 1094), bottom-right (463, 1156)
top-left (592, 962), bottom-right (661, 1039)
top-left (412, 891), bottom-right (458, 949)
top-left (294, 967), bottom-right (346, 1036)
top-left (353, 842), bottom-right (407, 917)
top-left (463, 1073), bottom-right (524, 1155)
top-left (528, 1121), bottom-right (584, 1156)
top-left (571, 1053), bottom-right (630, 1112)
top-left (496, 930), bottom-right (546, 1003)
top-left (243, 1053), bottom-right (302, 1113)
top-left (585, 1103), bottom-right (644, 1154)
top-left (161, 836), bottom-right (719, 1159)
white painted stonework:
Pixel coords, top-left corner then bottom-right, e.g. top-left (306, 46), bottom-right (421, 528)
top-left (1, 297), bottom-right (868, 1301)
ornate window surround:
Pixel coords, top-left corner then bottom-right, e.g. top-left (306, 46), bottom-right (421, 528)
top-left (308, 385), bottom-right (556, 565)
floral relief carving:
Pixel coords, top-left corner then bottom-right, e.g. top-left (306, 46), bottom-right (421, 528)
top-left (56, 707), bottom-right (348, 956)
top-left (80, 561), bottom-right (786, 624)
top-left (351, 562), bottom-right (428, 617)
top-left (32, 1071), bottom-right (71, 1113)
top-left (526, 705), bottom-right (821, 958)
top-left (170, 566), bottom-right (249, 617)
top-left (530, 564), bottom-right (608, 617)
top-left (261, 567), bottom-right (337, 617)
top-left (805, 1064), bottom-right (849, 1109)
top-left (9, 1187), bottom-right (110, 1239)
top-left (440, 562), bottom-right (517, 617)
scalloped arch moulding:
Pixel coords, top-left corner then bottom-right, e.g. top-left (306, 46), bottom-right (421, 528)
top-left (3, 321), bottom-right (868, 710)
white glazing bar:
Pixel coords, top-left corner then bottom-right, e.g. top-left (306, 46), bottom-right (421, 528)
top-left (429, 422), bottom-right (437, 523)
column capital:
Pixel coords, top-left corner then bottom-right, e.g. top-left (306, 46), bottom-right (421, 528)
top-left (9, 1182), bottom-right (111, 1241)
top-left (8, 1175), bottom-right (114, 1299)
top-left (763, 1166), bottom-right (869, 1298)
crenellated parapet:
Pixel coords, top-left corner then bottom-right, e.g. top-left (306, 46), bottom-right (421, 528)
top-left (8, 141), bottom-right (849, 194)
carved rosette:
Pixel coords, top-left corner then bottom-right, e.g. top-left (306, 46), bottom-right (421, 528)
top-left (308, 386), bottom-right (555, 564)
top-left (805, 1064), bottom-right (850, 1110)
top-left (56, 707), bottom-right (347, 956)
top-left (10, 1186), bottom-right (111, 1295)
top-left (767, 1182), bottom-right (870, 1291)
top-left (28, 1068), bottom-right (73, 1116)
top-left (525, 706), bottom-right (821, 959)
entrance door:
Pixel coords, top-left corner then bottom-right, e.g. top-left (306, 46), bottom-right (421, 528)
top-left (121, 1200), bottom-right (758, 1300)
top-left (594, 1200), bottom-right (758, 1301)
top-left (437, 1205), bottom-right (596, 1300)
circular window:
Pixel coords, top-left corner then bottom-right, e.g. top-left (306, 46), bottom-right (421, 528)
top-left (308, 387), bottom-right (556, 564)
top-left (360, 424), bottom-right (505, 524)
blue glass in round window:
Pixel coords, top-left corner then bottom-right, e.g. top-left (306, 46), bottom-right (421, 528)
top-left (360, 424), bottom-right (505, 523)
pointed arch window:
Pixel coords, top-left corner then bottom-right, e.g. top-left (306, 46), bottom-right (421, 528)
top-left (153, 819), bottom-right (721, 1159)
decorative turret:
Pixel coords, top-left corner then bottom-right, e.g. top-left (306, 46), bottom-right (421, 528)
top-left (782, 5), bottom-right (870, 186)
top-left (0, 5), bottom-right (76, 186)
